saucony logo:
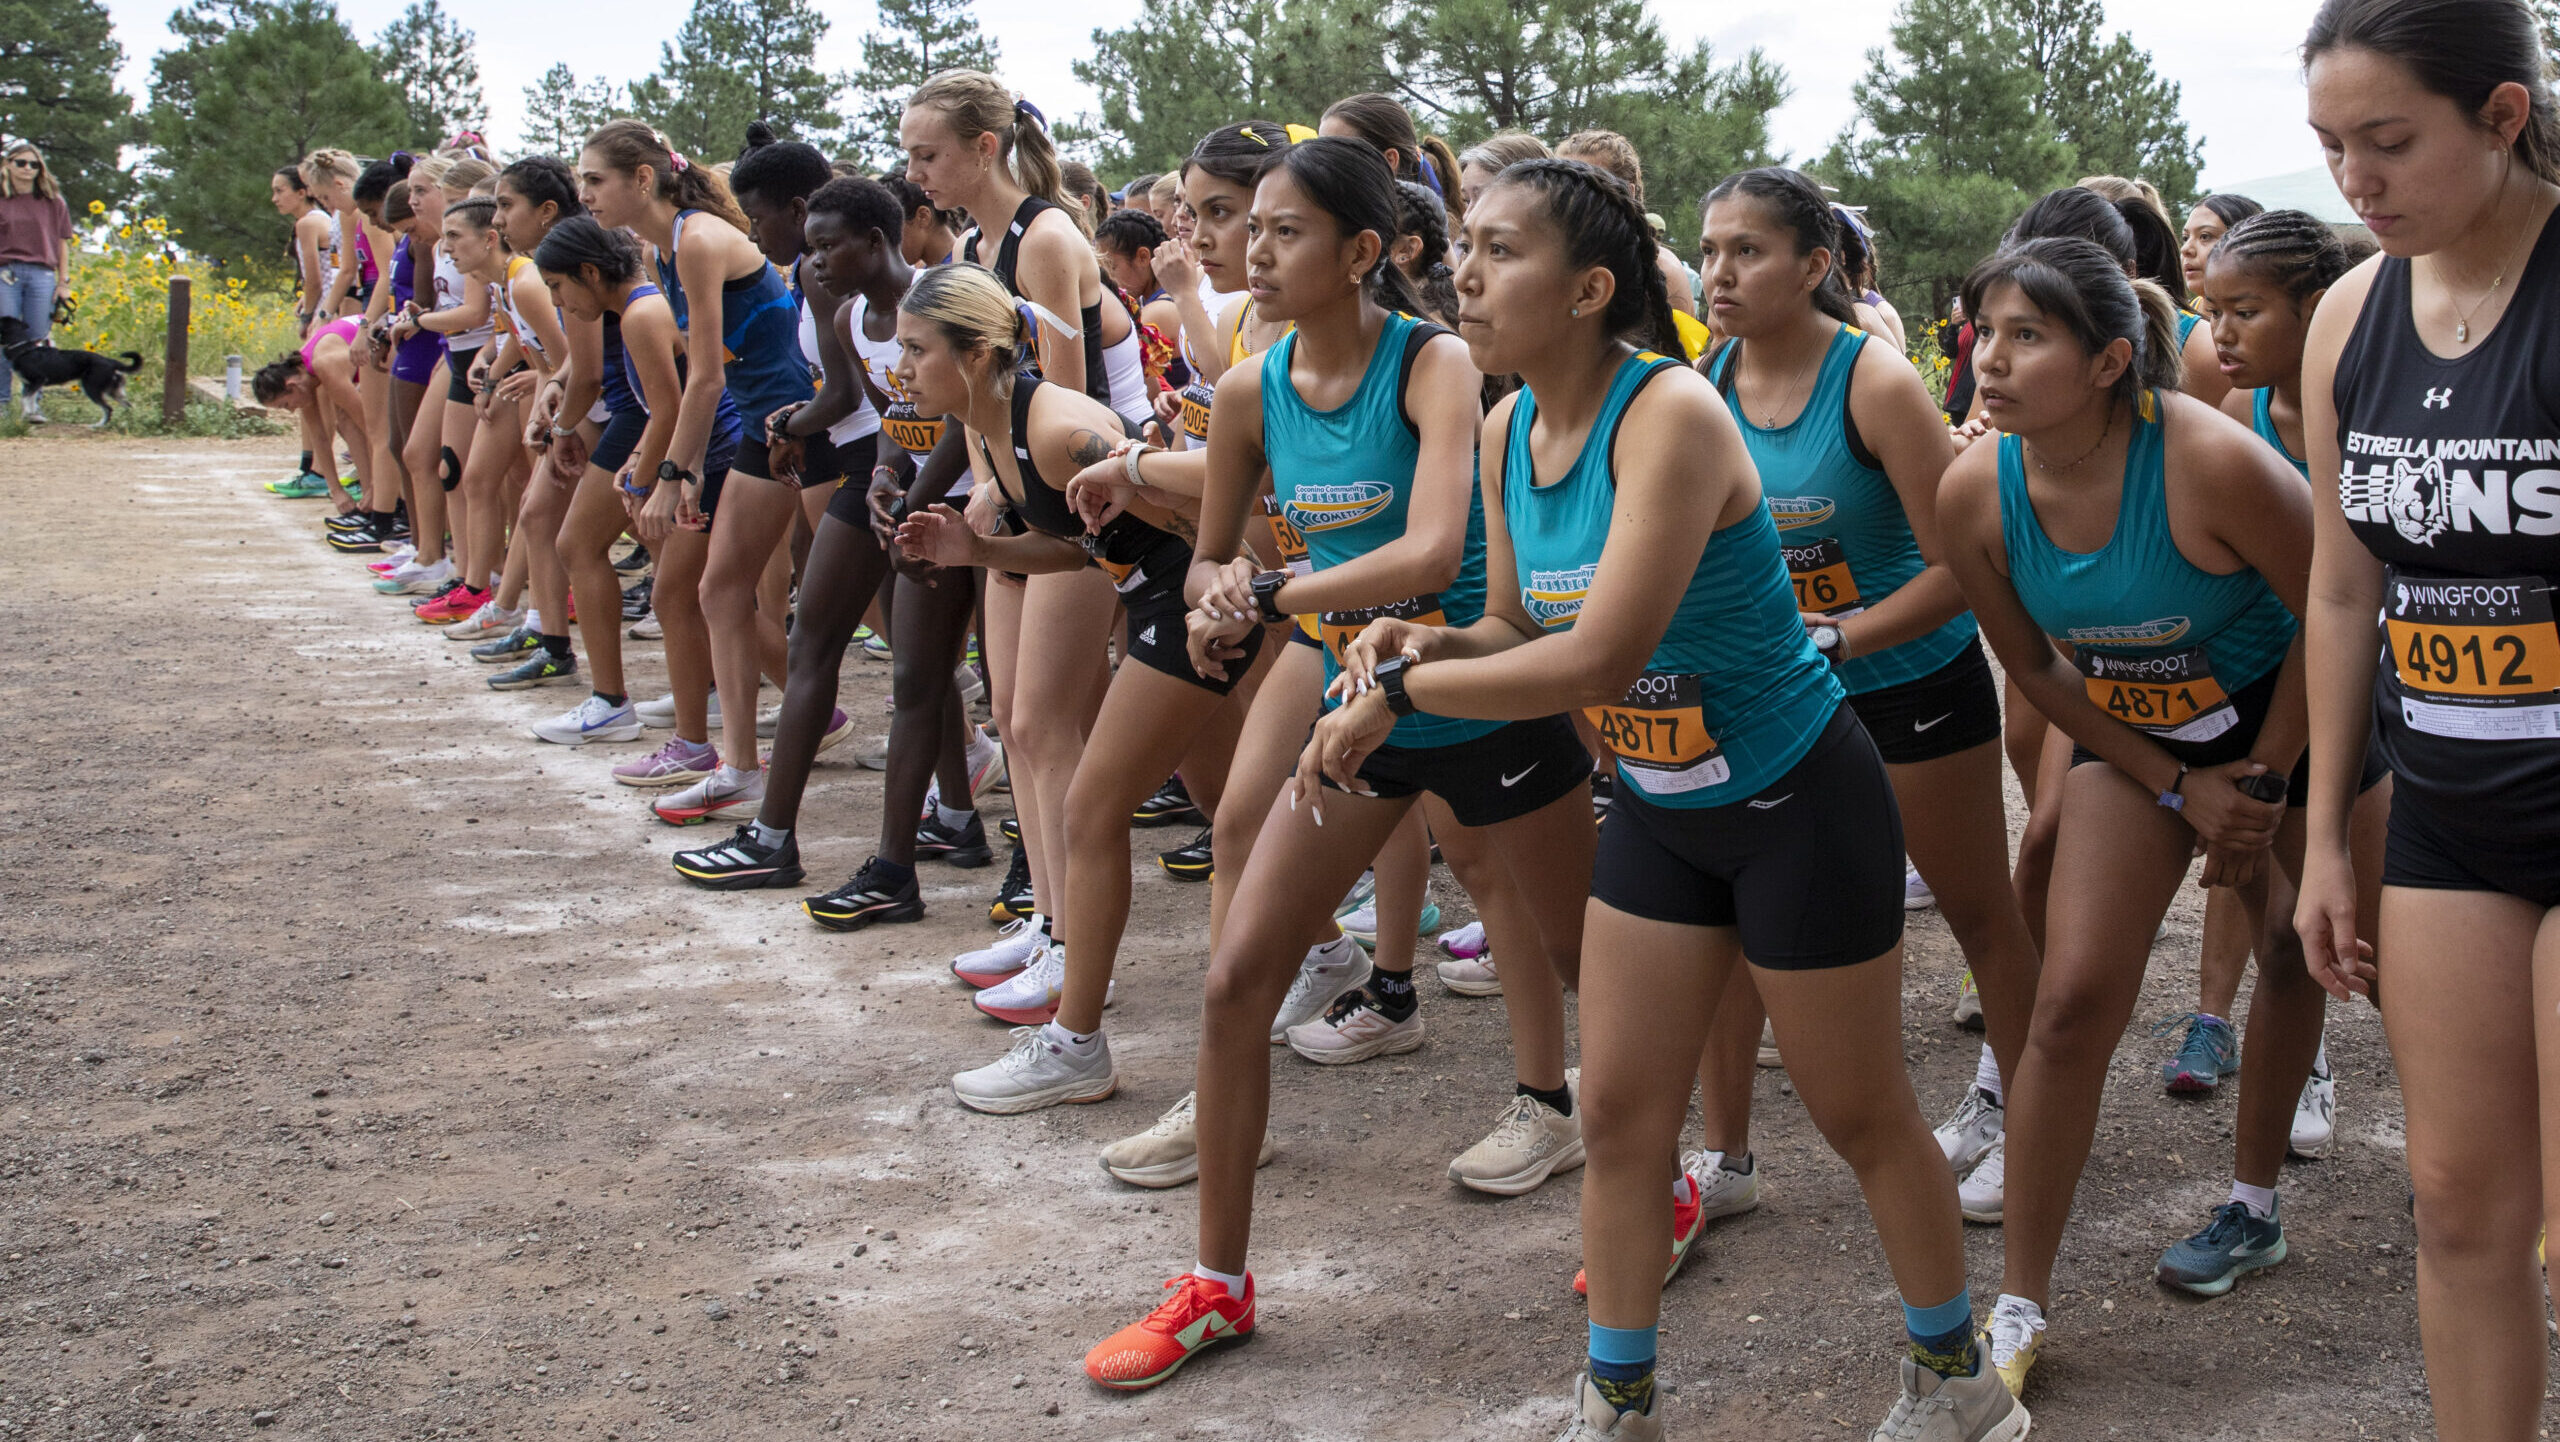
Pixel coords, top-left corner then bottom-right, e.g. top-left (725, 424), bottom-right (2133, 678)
top-left (1747, 794), bottom-right (1793, 809)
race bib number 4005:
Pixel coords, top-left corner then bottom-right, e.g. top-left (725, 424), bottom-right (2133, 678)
top-left (2384, 571), bottom-right (2560, 740)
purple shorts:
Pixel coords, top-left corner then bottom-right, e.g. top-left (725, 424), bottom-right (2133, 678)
top-left (392, 330), bottom-right (444, 386)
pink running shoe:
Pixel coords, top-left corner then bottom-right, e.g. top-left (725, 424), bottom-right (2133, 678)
top-left (613, 736), bottom-right (719, 789)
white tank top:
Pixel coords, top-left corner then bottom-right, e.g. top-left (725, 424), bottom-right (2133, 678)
top-left (798, 289), bottom-right (881, 446)
top-left (434, 245), bottom-right (496, 350)
top-left (848, 284), bottom-right (967, 496)
top-left (1100, 317), bottom-right (1149, 434)
top-left (497, 257), bottom-right (547, 361)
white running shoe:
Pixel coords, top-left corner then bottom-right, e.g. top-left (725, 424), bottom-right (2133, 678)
top-left (1436, 920), bottom-right (1488, 958)
top-left (952, 918), bottom-right (1047, 988)
top-left (1952, 969), bottom-right (1985, 1029)
top-left (371, 555), bottom-right (455, 596)
top-left (2290, 1059), bottom-right (2337, 1159)
top-left (1096, 1090), bottom-right (1276, 1188)
top-left (970, 942), bottom-right (1117, 1026)
top-left (1285, 989), bottom-right (1424, 1065)
top-left (635, 692), bottom-right (721, 730)
top-left (443, 598), bottom-right (527, 641)
top-left (1983, 1294), bottom-right (2044, 1400)
top-left (629, 612), bottom-right (662, 640)
top-left (853, 737), bottom-right (890, 771)
top-left (1904, 861), bottom-right (1936, 911)
top-left (951, 1026), bottom-right (1116, 1114)
top-left (652, 765), bottom-right (764, 826)
top-left (965, 732), bottom-right (1007, 797)
top-left (1436, 950), bottom-right (1501, 997)
top-left (1684, 1148), bottom-right (1764, 1219)
top-left (1933, 1087), bottom-right (2004, 1172)
top-left (1757, 1020), bottom-right (1782, 1068)
top-left (756, 704), bottom-right (782, 739)
top-left (1870, 1351), bottom-right (2030, 1442)
top-left (956, 664), bottom-right (986, 708)
top-left (1957, 1138), bottom-right (2006, 1224)
top-left (1447, 1090), bottom-right (1585, 1195)
top-left (1268, 935), bottom-right (1371, 1041)
top-left (528, 694), bottom-right (644, 746)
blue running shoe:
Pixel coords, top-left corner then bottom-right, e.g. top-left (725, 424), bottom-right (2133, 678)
top-left (2156, 1199), bottom-right (2287, 1296)
top-left (2156, 1012), bottom-right (2237, 1094)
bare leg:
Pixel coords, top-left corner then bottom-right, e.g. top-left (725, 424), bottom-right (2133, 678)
top-left (2195, 886), bottom-right (2252, 1021)
top-left (1208, 639), bottom-right (1325, 949)
top-left (761, 509), bottom-right (887, 831)
top-left (1007, 568), bottom-right (1118, 920)
top-left (697, 469), bottom-right (799, 770)
top-left (557, 465), bottom-right (632, 695)
top-left (884, 566), bottom-right (981, 866)
top-left (1896, 738), bottom-right (2043, 1089)
top-left (651, 529), bottom-right (715, 745)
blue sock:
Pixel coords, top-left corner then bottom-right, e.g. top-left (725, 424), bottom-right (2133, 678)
top-left (1587, 1321), bottom-right (1656, 1416)
top-left (1903, 1291), bottom-right (1978, 1379)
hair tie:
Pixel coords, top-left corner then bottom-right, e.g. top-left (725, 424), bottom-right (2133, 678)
top-left (392, 150), bottom-right (411, 164)
top-left (1239, 125), bottom-right (1267, 147)
top-left (1831, 203), bottom-right (1874, 242)
top-left (1014, 98), bottom-right (1047, 132)
top-left (1419, 153), bottom-right (1441, 196)
top-left (669, 150), bottom-right (690, 173)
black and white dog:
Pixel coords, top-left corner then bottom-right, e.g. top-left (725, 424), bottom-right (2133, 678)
top-left (1, 316), bottom-right (143, 426)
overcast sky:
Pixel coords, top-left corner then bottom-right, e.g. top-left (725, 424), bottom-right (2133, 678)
top-left (100, 0), bottom-right (2335, 191)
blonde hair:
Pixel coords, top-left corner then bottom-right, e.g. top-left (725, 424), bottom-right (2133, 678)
top-left (902, 262), bottom-right (1032, 405)
top-left (439, 157), bottom-right (497, 195)
top-left (1458, 131), bottom-right (1551, 176)
top-left (301, 148), bottom-right (363, 192)
top-left (2077, 174), bottom-right (2171, 229)
top-left (1557, 130), bottom-right (1645, 207)
top-left (1147, 172), bottom-right (1180, 211)
top-left (907, 69), bottom-right (1088, 238)
top-left (3, 142), bottom-right (57, 201)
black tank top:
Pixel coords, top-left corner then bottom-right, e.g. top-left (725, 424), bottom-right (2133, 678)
top-left (965, 195), bottom-right (1112, 409)
top-left (973, 375), bottom-right (1187, 591)
top-left (2333, 205), bottom-right (2560, 826)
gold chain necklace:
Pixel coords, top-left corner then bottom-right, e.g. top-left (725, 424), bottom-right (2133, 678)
top-left (2027, 405), bottom-right (2115, 476)
top-left (2442, 199), bottom-right (2536, 345)
top-left (1754, 343), bottom-right (1823, 428)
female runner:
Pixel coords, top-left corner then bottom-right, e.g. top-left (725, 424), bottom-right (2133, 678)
top-left (880, 173), bottom-right (960, 267)
top-left (1938, 236), bottom-right (2382, 1398)
top-left (1079, 138), bottom-right (1596, 1391)
top-left (274, 163), bottom-right (333, 341)
top-left (252, 317), bottom-right (376, 512)
top-left (416, 193), bottom-right (537, 629)
top-left (1552, 129), bottom-right (1700, 318)
top-left (2178, 192), bottom-right (2263, 303)
top-left (376, 155), bottom-right (495, 603)
top-left (2295, 3), bottom-right (2560, 1432)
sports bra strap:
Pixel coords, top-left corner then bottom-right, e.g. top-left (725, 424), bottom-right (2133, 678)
top-left (1395, 318), bottom-right (1451, 440)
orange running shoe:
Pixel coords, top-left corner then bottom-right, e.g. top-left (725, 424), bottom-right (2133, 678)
top-left (1083, 1273), bottom-right (1254, 1391)
top-left (1573, 1161), bottom-right (1709, 1296)
top-left (414, 584), bottom-right (490, 625)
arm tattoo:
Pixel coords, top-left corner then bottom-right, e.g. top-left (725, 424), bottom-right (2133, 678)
top-left (1160, 511), bottom-right (1199, 544)
top-left (1067, 427), bottom-right (1114, 470)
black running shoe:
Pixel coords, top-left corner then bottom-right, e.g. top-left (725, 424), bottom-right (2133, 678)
top-left (1132, 776), bottom-right (1206, 828)
top-left (489, 650), bottom-right (577, 690)
top-left (621, 575), bottom-right (654, 620)
top-left (804, 857), bottom-right (924, 932)
top-left (999, 815), bottom-right (1020, 845)
top-left (916, 809), bottom-right (995, 867)
top-left (1158, 826), bottom-right (1213, 882)
top-left (473, 625), bottom-right (544, 664)
top-left (988, 844), bottom-right (1032, 924)
top-left (326, 521), bottom-right (389, 553)
top-left (673, 825), bottom-right (805, 890)
top-left (325, 509), bottom-right (377, 532)
top-left (614, 543), bottom-right (652, 575)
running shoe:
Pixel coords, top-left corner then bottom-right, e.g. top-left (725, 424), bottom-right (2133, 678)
top-left (1284, 988), bottom-right (1424, 1065)
top-left (1952, 969), bottom-right (1985, 1030)
top-left (1983, 1295), bottom-right (2043, 1399)
top-left (413, 584), bottom-right (490, 625)
top-left (860, 632), bottom-right (891, 661)
top-left (443, 599), bottom-right (525, 641)
top-left (1447, 1089), bottom-right (1584, 1196)
top-left (989, 845), bottom-right (1033, 924)
top-left (1872, 1353), bottom-right (2030, 1442)
top-left (628, 612), bottom-right (661, 640)
top-left (1436, 950), bottom-right (1501, 997)
top-left (851, 736), bottom-right (890, 771)
top-left (635, 692), bottom-right (721, 730)
top-left (371, 555), bottom-right (455, 596)
top-left (2156, 1012), bottom-right (2238, 1094)
top-left (1554, 1373), bottom-right (1662, 1441)
top-left (325, 517), bottom-right (393, 553)
top-left (952, 917), bottom-right (1045, 988)
top-left (613, 735), bottom-right (718, 788)
top-left (956, 664), bottom-right (986, 709)
top-left (266, 470), bottom-right (331, 498)
top-left (613, 542), bottom-right (651, 575)
top-left (1904, 861), bottom-right (1936, 911)
top-left (1574, 1148), bottom-right (1758, 1294)
top-left (1098, 1091), bottom-right (1278, 1189)
top-left (1268, 935), bottom-right (1372, 1042)
top-left (2156, 1199), bottom-right (2287, 1297)
top-left (1933, 1088), bottom-right (2004, 1172)
top-left (971, 942), bottom-right (1116, 1025)
top-left (2290, 1057), bottom-right (2337, 1159)
top-left (653, 766), bottom-right (764, 826)
top-left (1337, 899), bottom-right (1441, 949)
top-left (1436, 920), bottom-right (1488, 959)
top-left (621, 577), bottom-right (652, 619)
top-left (1758, 1020), bottom-right (1782, 1068)
top-left (811, 707), bottom-right (854, 755)
top-left (472, 625), bottom-right (545, 664)
top-left (1957, 1138), bottom-right (2006, 1224)
top-left (803, 856), bottom-right (925, 932)
top-left (489, 650), bottom-right (576, 690)
top-left (915, 809), bottom-right (994, 867)
top-left (1157, 827), bottom-right (1212, 881)
top-left (1333, 870), bottom-right (1377, 921)
top-left (672, 825), bottom-right (805, 890)
top-left (965, 732), bottom-right (1007, 797)
top-left (528, 694), bottom-right (642, 745)
top-left (367, 545), bottom-right (417, 575)
top-left (755, 705), bottom-right (783, 739)
top-left (952, 1024), bottom-right (1115, 1114)
top-left (1131, 776), bottom-right (1205, 828)
top-left (1083, 1274), bottom-right (1254, 1391)
top-left (999, 816), bottom-right (1020, 845)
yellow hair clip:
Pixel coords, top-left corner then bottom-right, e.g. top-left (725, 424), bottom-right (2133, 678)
top-left (1241, 126), bottom-right (1266, 146)
top-left (1284, 124), bottom-right (1319, 145)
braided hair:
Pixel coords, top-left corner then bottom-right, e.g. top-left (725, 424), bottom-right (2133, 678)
top-left (1393, 180), bottom-right (1458, 326)
top-left (2209, 208), bottom-right (2352, 302)
top-left (498, 155), bottom-right (586, 221)
top-left (1702, 167), bottom-right (1861, 326)
top-left (1488, 158), bottom-right (1685, 357)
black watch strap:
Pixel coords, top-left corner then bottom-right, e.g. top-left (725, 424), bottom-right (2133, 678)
top-left (1250, 570), bottom-right (1291, 626)
top-left (1375, 655), bottom-right (1417, 718)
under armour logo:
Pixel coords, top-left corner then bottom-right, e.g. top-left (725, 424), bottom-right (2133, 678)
top-left (2422, 388), bottom-right (2453, 410)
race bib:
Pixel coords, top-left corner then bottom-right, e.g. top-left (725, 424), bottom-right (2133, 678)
top-left (881, 403), bottom-right (944, 464)
top-left (1782, 537), bottom-right (1864, 615)
top-left (2074, 647), bottom-right (2238, 743)
top-left (1260, 495), bottom-right (1312, 579)
top-left (1319, 595), bottom-right (1445, 664)
top-left (1586, 672), bottom-right (1730, 794)
top-left (1178, 380), bottom-right (1215, 445)
top-left (2384, 569), bottom-right (2560, 740)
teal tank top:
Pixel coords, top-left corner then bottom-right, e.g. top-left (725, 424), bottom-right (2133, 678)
top-left (1998, 390), bottom-right (2298, 745)
top-left (1505, 350), bottom-right (1843, 807)
top-left (1708, 324), bottom-right (1977, 693)
top-left (1264, 312), bottom-right (1495, 749)
top-left (2250, 388), bottom-right (2308, 479)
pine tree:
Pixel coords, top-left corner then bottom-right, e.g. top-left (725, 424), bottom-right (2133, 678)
top-left (2002, 0), bottom-right (2199, 206)
top-left (630, 0), bottom-right (844, 160)
top-left (846, 0), bottom-right (999, 170)
top-left (519, 62), bottom-right (620, 159)
top-left (373, 0), bottom-right (482, 145)
top-left (1075, 0), bottom-right (1388, 176)
top-left (0, 0), bottom-right (137, 209)
top-left (139, 0), bottom-right (408, 267)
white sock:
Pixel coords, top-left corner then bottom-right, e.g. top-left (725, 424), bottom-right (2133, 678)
top-left (524, 609), bottom-right (541, 631)
top-left (715, 763), bottom-right (755, 785)
top-left (1671, 1171), bottom-right (1696, 1205)
top-left (1974, 1044), bottom-right (2004, 1104)
top-left (1994, 1293), bottom-right (2045, 1328)
top-left (1040, 1019), bottom-right (1098, 1053)
top-left (749, 820), bottom-right (788, 848)
top-left (2230, 1181), bottom-right (2277, 1220)
top-left (966, 728), bottom-right (998, 767)
top-left (934, 798), bottom-right (973, 831)
top-left (1192, 1262), bottom-right (1247, 1298)
top-left (2312, 1037), bottom-right (2330, 1077)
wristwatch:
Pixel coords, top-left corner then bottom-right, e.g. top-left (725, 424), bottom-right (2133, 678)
top-left (657, 461), bottom-right (695, 486)
top-left (1810, 624), bottom-right (1846, 664)
top-left (2234, 770), bottom-right (2291, 804)
top-left (2156, 763), bottom-right (2192, 813)
top-left (1249, 569), bottom-right (1292, 626)
top-left (1373, 654), bottom-right (1417, 718)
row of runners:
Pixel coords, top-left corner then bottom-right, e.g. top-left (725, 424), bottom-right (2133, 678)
top-left (249, 0), bottom-right (2560, 1433)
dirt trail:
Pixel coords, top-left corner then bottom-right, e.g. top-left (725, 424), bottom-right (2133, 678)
top-left (0, 437), bottom-right (2434, 1440)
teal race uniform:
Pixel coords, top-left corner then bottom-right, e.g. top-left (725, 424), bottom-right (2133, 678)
top-left (1264, 312), bottom-right (1495, 750)
top-left (1708, 323), bottom-right (1977, 694)
top-left (1998, 389), bottom-right (2296, 748)
top-left (2251, 387), bottom-right (2309, 479)
top-left (1504, 349), bottom-right (1844, 807)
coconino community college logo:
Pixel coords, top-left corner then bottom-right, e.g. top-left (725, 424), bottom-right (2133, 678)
top-left (1283, 481), bottom-right (1395, 533)
top-left (1523, 563), bottom-right (1598, 629)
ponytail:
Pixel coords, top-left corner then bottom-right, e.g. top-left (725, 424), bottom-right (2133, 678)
top-left (1493, 158), bottom-right (1686, 358)
top-left (903, 262), bottom-right (1034, 404)
top-left (1418, 135), bottom-right (1462, 206)
top-left (583, 118), bottom-right (750, 233)
top-left (907, 71), bottom-right (1090, 237)
top-left (2132, 277), bottom-right (2185, 392)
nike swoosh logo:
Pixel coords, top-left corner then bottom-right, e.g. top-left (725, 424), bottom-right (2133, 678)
top-left (1913, 713), bottom-right (1953, 732)
top-left (1498, 763), bottom-right (1539, 788)
top-left (1747, 794), bottom-right (1794, 809)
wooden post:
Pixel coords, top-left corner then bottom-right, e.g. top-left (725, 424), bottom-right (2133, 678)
top-left (163, 275), bottom-right (191, 426)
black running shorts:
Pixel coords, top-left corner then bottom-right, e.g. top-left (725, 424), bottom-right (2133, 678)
top-left (1848, 636), bottom-right (2003, 765)
top-left (1125, 584), bottom-right (1260, 695)
top-left (1593, 704), bottom-right (1907, 970)
top-left (590, 405), bottom-right (648, 475)
top-left (2382, 788), bottom-right (2560, 907)
top-left (445, 346), bottom-right (482, 404)
top-left (2069, 671), bottom-right (2390, 809)
top-left (1326, 713), bottom-right (1594, 829)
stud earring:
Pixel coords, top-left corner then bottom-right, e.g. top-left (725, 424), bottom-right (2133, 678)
top-left (1571, 306), bottom-right (1580, 317)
